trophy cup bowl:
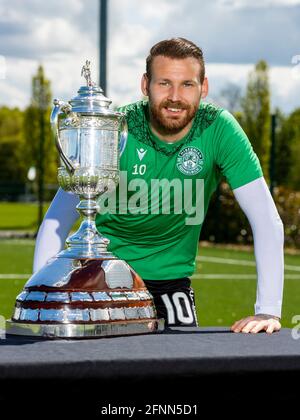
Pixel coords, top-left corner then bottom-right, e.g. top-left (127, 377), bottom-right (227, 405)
top-left (6, 61), bottom-right (164, 338)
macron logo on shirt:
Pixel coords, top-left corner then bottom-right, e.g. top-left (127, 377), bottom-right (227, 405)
top-left (137, 148), bottom-right (147, 161)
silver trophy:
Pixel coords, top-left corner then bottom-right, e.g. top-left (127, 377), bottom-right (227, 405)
top-left (6, 61), bottom-right (164, 338)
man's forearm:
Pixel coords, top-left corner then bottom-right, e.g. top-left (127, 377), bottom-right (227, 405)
top-left (233, 177), bottom-right (284, 319)
top-left (33, 188), bottom-right (80, 273)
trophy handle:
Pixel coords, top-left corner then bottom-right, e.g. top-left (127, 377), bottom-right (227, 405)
top-left (51, 99), bottom-right (76, 174)
top-left (119, 117), bottom-right (128, 157)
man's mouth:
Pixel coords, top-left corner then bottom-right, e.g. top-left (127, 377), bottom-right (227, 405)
top-left (164, 107), bottom-right (186, 114)
top-left (166, 107), bottom-right (182, 112)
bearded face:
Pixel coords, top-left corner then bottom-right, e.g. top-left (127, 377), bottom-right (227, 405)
top-left (143, 56), bottom-right (205, 138)
top-left (148, 96), bottom-right (199, 135)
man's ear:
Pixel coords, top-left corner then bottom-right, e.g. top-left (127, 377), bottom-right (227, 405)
top-left (201, 77), bottom-right (209, 99)
top-left (141, 73), bottom-right (149, 97)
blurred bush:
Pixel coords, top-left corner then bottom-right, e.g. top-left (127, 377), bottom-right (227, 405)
top-left (202, 181), bottom-right (300, 249)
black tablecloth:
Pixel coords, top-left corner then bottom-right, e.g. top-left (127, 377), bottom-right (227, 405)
top-left (0, 327), bottom-right (298, 416)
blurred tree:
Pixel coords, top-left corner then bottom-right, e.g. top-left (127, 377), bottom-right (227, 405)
top-left (240, 60), bottom-right (271, 178)
top-left (24, 65), bottom-right (57, 185)
top-left (0, 107), bottom-right (28, 200)
top-left (281, 108), bottom-right (300, 190)
top-left (272, 109), bottom-right (291, 187)
top-left (23, 65), bottom-right (57, 224)
top-left (0, 107), bottom-right (26, 182)
top-left (219, 82), bottom-right (242, 113)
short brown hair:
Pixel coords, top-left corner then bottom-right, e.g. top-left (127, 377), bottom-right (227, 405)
top-left (146, 37), bottom-right (205, 83)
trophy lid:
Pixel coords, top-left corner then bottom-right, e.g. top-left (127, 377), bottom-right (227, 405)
top-left (69, 60), bottom-right (113, 114)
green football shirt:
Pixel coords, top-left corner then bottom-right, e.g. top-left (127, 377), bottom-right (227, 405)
top-left (95, 100), bottom-right (263, 280)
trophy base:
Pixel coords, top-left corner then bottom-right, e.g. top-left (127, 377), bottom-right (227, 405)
top-left (5, 318), bottom-right (165, 339)
top-left (7, 256), bottom-right (164, 339)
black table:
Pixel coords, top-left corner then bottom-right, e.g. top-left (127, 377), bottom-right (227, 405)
top-left (0, 327), bottom-right (298, 416)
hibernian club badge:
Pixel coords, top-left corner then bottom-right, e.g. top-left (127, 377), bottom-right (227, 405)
top-left (176, 146), bottom-right (204, 175)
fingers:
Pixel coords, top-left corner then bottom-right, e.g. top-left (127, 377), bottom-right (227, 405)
top-left (231, 317), bottom-right (252, 333)
top-left (231, 317), bottom-right (281, 334)
top-left (266, 322), bottom-right (275, 334)
top-left (250, 320), bottom-right (271, 334)
top-left (231, 319), bottom-right (242, 330)
top-left (265, 320), bottom-right (281, 334)
top-left (240, 320), bottom-right (259, 333)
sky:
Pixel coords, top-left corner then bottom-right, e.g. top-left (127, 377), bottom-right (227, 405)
top-left (0, 0), bottom-right (300, 113)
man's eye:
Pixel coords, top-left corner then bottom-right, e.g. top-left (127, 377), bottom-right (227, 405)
top-left (159, 82), bottom-right (169, 86)
top-left (184, 83), bottom-right (193, 87)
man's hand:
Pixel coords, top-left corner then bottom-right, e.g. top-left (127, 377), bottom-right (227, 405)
top-left (231, 314), bottom-right (281, 334)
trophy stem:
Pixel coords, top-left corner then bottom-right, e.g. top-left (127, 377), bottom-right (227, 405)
top-left (59, 197), bottom-right (115, 259)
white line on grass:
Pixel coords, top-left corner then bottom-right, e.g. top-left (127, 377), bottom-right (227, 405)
top-left (192, 274), bottom-right (300, 280)
top-left (0, 240), bottom-right (35, 245)
top-left (197, 256), bottom-right (300, 272)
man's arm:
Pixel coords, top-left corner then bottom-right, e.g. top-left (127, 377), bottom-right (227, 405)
top-left (33, 188), bottom-right (80, 273)
top-left (230, 176), bottom-right (284, 334)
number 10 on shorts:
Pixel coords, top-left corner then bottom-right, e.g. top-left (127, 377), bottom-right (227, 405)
top-left (161, 292), bottom-right (196, 325)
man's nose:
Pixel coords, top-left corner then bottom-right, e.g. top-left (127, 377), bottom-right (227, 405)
top-left (168, 86), bottom-right (181, 102)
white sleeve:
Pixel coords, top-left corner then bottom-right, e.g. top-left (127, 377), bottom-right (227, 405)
top-left (33, 188), bottom-right (80, 273)
top-left (232, 177), bottom-right (284, 318)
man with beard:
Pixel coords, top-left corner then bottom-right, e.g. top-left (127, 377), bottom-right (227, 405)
top-left (34, 38), bottom-right (284, 334)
